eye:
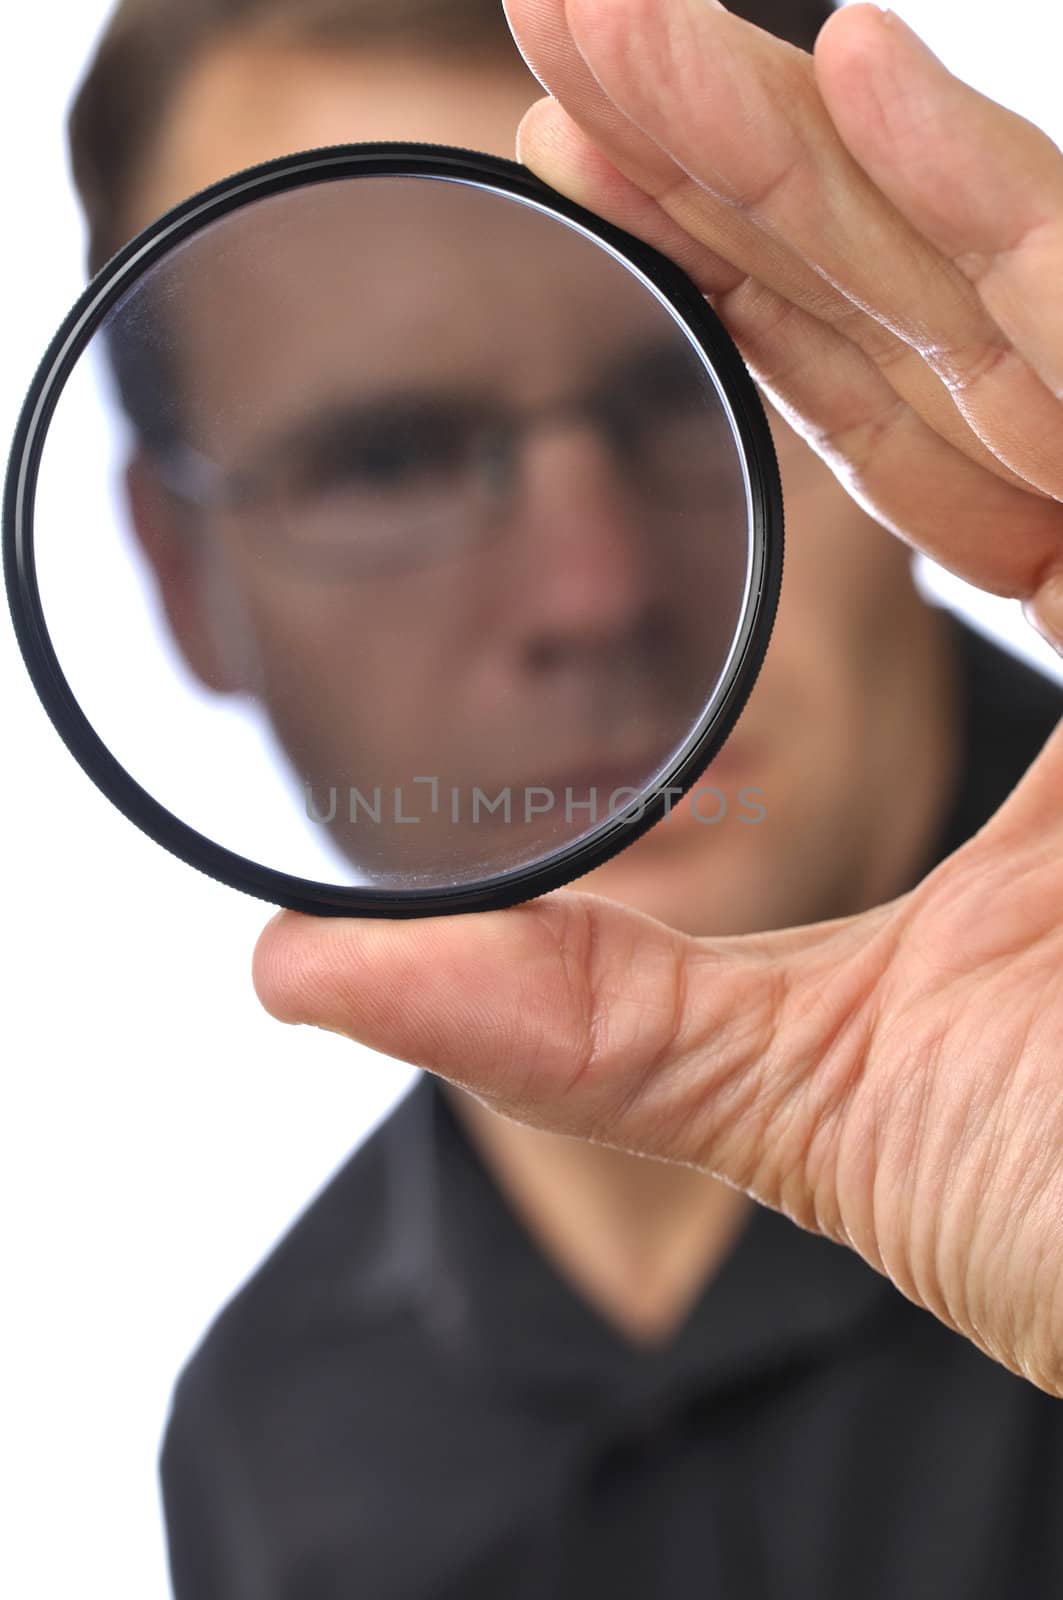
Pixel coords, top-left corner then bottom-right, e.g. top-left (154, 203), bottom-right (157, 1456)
top-left (285, 400), bottom-right (495, 499)
top-left (588, 344), bottom-right (710, 457)
top-left (620, 346), bottom-right (710, 417)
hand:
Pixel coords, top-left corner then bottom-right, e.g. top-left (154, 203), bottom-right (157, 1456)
top-left (253, 2), bottom-right (1063, 1395)
top-left (505, 0), bottom-right (1063, 644)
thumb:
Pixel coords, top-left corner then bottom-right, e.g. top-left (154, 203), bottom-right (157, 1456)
top-left (251, 886), bottom-right (895, 1201)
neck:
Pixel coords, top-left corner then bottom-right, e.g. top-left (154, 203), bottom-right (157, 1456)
top-left (449, 593), bottom-right (963, 1345)
top-left (447, 1088), bottom-right (755, 1345)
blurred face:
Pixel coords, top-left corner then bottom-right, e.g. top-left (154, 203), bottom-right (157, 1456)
top-left (135, 175), bottom-right (749, 880)
top-left (126, 37), bottom-right (954, 929)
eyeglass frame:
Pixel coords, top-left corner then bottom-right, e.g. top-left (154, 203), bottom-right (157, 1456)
top-left (152, 337), bottom-right (752, 578)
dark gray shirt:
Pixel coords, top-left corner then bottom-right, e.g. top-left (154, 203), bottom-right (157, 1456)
top-left (161, 616), bottom-right (1063, 1599)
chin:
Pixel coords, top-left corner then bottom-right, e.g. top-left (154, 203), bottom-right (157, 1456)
top-left (580, 820), bottom-right (786, 938)
top-left (580, 851), bottom-right (720, 935)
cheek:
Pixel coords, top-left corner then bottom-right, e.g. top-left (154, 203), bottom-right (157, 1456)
top-left (215, 557), bottom-right (488, 771)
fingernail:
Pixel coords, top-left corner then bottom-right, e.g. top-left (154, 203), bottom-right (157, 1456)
top-left (1024, 572), bottom-right (1063, 656)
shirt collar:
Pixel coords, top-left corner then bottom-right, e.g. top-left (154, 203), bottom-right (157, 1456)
top-left (377, 1075), bottom-right (893, 1411)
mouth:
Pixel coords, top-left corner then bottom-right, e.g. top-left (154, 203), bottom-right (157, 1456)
top-left (503, 748), bottom-right (680, 828)
top-left (462, 732), bottom-right (761, 832)
top-left (538, 732), bottom-right (758, 793)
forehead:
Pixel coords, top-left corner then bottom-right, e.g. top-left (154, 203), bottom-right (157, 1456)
top-left (140, 172), bottom-right (691, 461)
top-left (131, 38), bottom-right (543, 239)
top-left (126, 32), bottom-right (843, 503)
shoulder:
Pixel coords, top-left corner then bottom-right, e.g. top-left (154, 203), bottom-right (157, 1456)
top-left (163, 1076), bottom-right (435, 1432)
top-left (156, 1077), bottom-right (498, 1596)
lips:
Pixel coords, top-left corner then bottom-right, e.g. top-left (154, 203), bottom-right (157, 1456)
top-left (526, 748), bottom-right (670, 799)
top-left (462, 734), bottom-right (759, 831)
top-left (519, 735), bottom-right (756, 797)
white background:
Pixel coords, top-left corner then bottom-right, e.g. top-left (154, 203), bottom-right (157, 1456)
top-left (2, 3), bottom-right (1062, 1595)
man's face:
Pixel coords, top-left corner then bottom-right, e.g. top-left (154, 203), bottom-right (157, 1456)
top-left (126, 37), bottom-right (943, 929)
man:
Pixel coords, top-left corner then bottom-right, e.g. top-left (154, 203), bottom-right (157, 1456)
top-left (68, 1), bottom-right (1063, 1595)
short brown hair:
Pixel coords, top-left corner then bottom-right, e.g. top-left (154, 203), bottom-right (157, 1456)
top-left (70, 0), bottom-right (836, 275)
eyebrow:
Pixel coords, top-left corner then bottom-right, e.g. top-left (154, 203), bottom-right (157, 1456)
top-left (231, 387), bottom-right (493, 484)
top-left (226, 334), bottom-right (711, 492)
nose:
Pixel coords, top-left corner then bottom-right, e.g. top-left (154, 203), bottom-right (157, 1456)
top-left (504, 417), bottom-right (666, 669)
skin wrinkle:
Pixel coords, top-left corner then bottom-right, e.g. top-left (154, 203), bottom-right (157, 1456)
top-left (617, 947), bottom-right (763, 1177)
top-left (964, 226), bottom-right (1063, 408)
top-left (730, 291), bottom-right (979, 496)
top-left (714, 271), bottom-right (906, 433)
top-left (877, 1023), bottom-right (958, 1320)
top-left (836, 1014), bottom-right (921, 1269)
top-left (567, 2), bottom-right (962, 319)
top-left (512, 897), bottom-right (610, 1111)
top-left (811, 392), bottom-right (913, 486)
top-left (1026, 1242), bottom-right (1063, 1398)
top-left (937, 336), bottom-right (1042, 416)
top-left (554, 4), bottom-right (1063, 508)
top-left (956, 215), bottom-right (1063, 290)
top-left (927, 844), bottom-right (1063, 971)
top-left (714, 283), bottom-right (1063, 587)
top-left (785, 987), bottom-right (881, 1216)
top-left (929, 1115), bottom-right (990, 1347)
top-left (816, 22), bottom-right (1063, 476)
top-left (706, 164), bottom-right (1010, 421)
top-left (826, 9), bottom-right (1063, 257)
top-left (524, 100), bottom-right (1044, 502)
top-left (690, 118), bottom-right (808, 221)
top-left (783, 282), bottom-right (1049, 495)
top-left (799, 1006), bottom-right (885, 1249)
top-left (1026, 1196), bottom-right (1063, 1389)
top-left (742, 242), bottom-right (1041, 509)
top-left (816, 36), bottom-right (1063, 427)
top-left (1006, 997), bottom-right (1063, 1182)
top-left (551, 11), bottom-right (815, 229)
top-left (871, 920), bottom-right (1060, 1343)
top-left (568, 0), bottom-right (811, 195)
top-left (838, 312), bottom-right (934, 377)
top-left (953, 1095), bottom-right (1049, 1374)
top-left (593, 943), bottom-right (768, 1163)
top-left (760, 933), bottom-right (891, 1232)
top-left (938, 1061), bottom-right (1018, 1327)
top-left (599, 927), bottom-right (689, 1143)
top-left (500, 907), bottom-right (591, 1110)
top-left (679, 954), bottom-right (812, 1192)
top-left (511, 7), bottom-right (1063, 619)
top-left (565, 897), bottom-right (611, 1107)
top-left (533, 99), bottom-right (1048, 536)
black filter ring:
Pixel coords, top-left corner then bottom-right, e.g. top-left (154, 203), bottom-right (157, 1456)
top-left (4, 142), bottom-right (784, 919)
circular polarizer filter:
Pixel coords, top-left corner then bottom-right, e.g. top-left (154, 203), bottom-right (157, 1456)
top-left (4, 144), bottom-right (783, 918)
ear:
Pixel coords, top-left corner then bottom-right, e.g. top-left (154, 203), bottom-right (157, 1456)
top-left (124, 450), bottom-right (246, 694)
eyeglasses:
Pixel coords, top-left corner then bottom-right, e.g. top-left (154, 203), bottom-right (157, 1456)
top-left (154, 340), bottom-right (743, 577)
